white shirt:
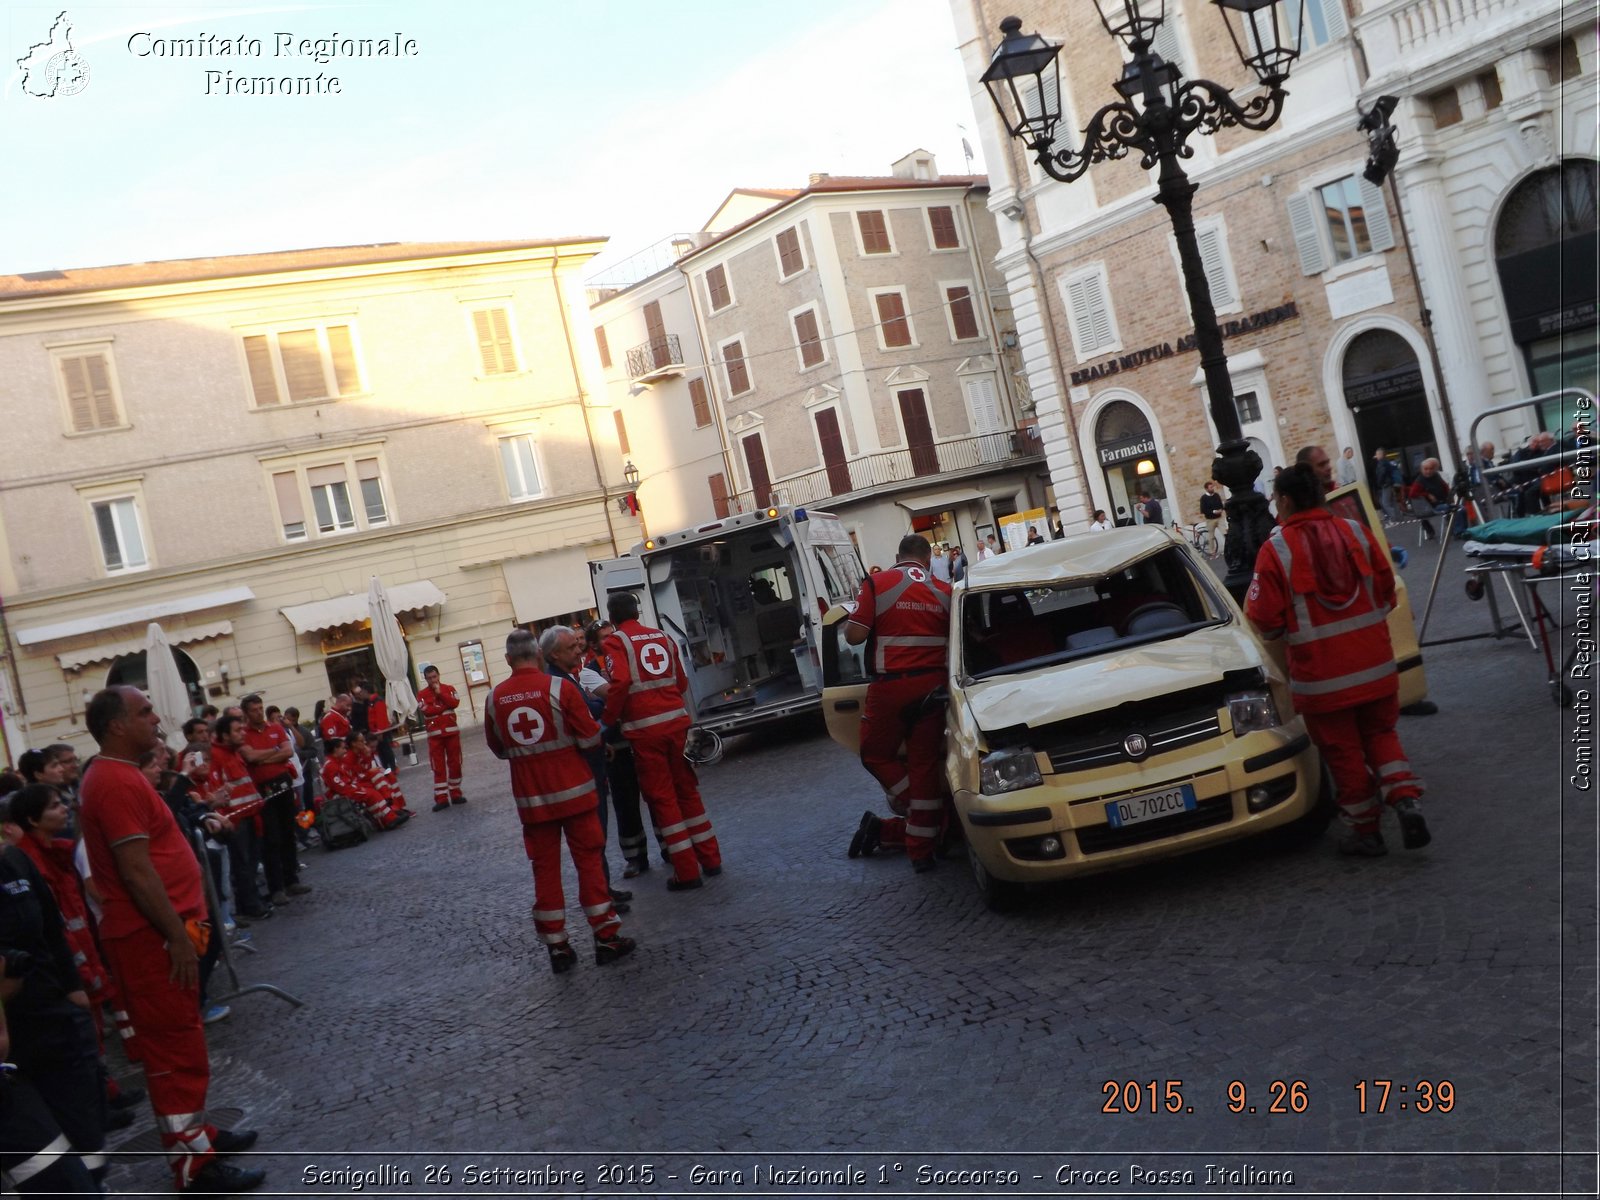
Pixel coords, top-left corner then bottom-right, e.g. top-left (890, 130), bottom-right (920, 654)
top-left (977, 543), bottom-right (995, 560)
top-left (1088, 519), bottom-right (1110, 531)
top-left (578, 666), bottom-right (609, 697)
top-left (930, 554), bottom-right (951, 582)
top-left (1336, 455), bottom-right (1360, 487)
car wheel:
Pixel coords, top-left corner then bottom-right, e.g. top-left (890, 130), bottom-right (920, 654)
top-left (1269, 761), bottom-right (1337, 850)
top-left (967, 839), bottom-right (1024, 912)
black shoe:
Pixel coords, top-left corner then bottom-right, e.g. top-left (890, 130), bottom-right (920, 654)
top-left (108, 1085), bottom-right (146, 1110)
top-left (1394, 798), bottom-right (1432, 849)
top-left (185, 1160), bottom-right (266, 1194)
top-left (666, 875), bottom-right (704, 892)
top-left (548, 944), bottom-right (578, 975)
top-left (848, 810), bottom-right (881, 858)
top-left (431, 802), bottom-right (450, 813)
top-left (213, 1128), bottom-right (259, 1155)
top-left (703, 864), bottom-right (722, 877)
top-left (238, 906), bottom-right (273, 921)
top-left (451, 796), bottom-right (468, 805)
top-left (106, 1105), bottom-right (135, 1131)
top-left (611, 899), bottom-right (632, 914)
top-left (608, 887), bottom-right (633, 903)
top-left (1338, 830), bottom-right (1388, 857)
top-left (911, 856), bottom-right (936, 873)
top-left (594, 934), bottom-right (636, 965)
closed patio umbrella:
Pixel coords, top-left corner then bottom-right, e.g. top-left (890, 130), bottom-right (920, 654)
top-left (144, 622), bottom-right (191, 749)
top-left (367, 575), bottom-right (419, 728)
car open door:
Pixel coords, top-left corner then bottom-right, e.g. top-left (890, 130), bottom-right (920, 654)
top-left (819, 606), bottom-right (869, 753)
top-left (1326, 481), bottom-right (1430, 707)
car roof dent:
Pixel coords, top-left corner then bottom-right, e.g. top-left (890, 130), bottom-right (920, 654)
top-left (963, 527), bottom-right (1179, 589)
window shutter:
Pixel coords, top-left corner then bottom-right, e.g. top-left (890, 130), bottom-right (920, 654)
top-left (82, 354), bottom-right (118, 428)
top-left (875, 292), bottom-right (911, 347)
top-left (706, 265), bottom-right (730, 310)
top-left (1359, 178), bottom-right (1395, 252)
top-left (327, 324), bottom-right (362, 391)
top-left (1151, 14), bottom-right (1183, 71)
top-left (1320, 0), bottom-right (1348, 41)
top-left (307, 463), bottom-right (346, 487)
top-left (243, 335), bottom-right (280, 407)
top-left (60, 355), bottom-right (95, 430)
top-left (777, 228), bottom-right (803, 275)
top-left (709, 473), bottom-right (730, 519)
top-left (273, 471), bottom-right (305, 531)
top-left (472, 309), bottom-right (514, 375)
top-left (742, 434), bottom-right (771, 506)
top-left (946, 286), bottom-right (980, 339)
top-left (594, 326), bottom-right (612, 368)
top-left (858, 211), bottom-right (890, 254)
top-left (794, 310), bottom-right (824, 366)
top-left (1285, 192), bottom-right (1328, 275)
top-left (964, 375), bottom-right (1004, 434)
top-left (928, 207), bottom-right (959, 249)
top-left (724, 340), bottom-right (750, 394)
top-left (1196, 225), bottom-right (1236, 309)
top-left (93, 502), bottom-right (124, 569)
top-left (279, 329), bottom-right (326, 401)
top-left (614, 409), bottom-right (630, 454)
top-left (689, 377), bottom-right (712, 427)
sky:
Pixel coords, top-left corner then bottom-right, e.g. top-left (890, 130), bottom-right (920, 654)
top-left (1, 0), bottom-right (989, 279)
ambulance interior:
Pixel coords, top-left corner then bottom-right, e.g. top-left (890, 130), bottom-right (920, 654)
top-left (644, 528), bottom-right (817, 719)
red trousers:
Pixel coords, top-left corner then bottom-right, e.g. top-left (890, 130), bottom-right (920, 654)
top-left (860, 673), bottom-right (947, 862)
top-left (522, 808), bottom-right (620, 945)
top-left (99, 926), bottom-right (217, 1191)
top-left (1303, 693), bottom-right (1423, 833)
top-left (631, 731), bottom-right (721, 883)
top-left (428, 731), bottom-right (463, 802)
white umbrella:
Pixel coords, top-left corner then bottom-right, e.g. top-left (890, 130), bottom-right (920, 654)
top-left (367, 576), bottom-right (418, 723)
top-left (144, 622), bottom-right (191, 749)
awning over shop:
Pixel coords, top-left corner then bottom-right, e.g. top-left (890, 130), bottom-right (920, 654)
top-left (500, 547), bottom-right (599, 624)
top-left (56, 620), bottom-right (235, 672)
top-left (15, 586), bottom-right (256, 647)
top-left (895, 487), bottom-right (991, 517)
top-left (279, 579), bottom-right (445, 636)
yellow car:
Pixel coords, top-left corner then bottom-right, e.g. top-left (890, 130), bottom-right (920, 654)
top-left (821, 527), bottom-right (1332, 909)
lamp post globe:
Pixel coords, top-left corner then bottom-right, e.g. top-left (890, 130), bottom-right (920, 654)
top-left (982, 1), bottom-right (1304, 599)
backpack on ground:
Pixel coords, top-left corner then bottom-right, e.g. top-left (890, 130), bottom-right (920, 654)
top-left (318, 795), bottom-right (369, 850)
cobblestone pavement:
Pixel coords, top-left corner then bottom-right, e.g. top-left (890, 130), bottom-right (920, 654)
top-left (101, 535), bottom-right (1595, 1197)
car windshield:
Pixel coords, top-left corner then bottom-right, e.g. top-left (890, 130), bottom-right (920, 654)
top-left (960, 546), bottom-right (1228, 681)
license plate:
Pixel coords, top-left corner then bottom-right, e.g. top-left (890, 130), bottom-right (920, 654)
top-left (1105, 783), bottom-right (1197, 829)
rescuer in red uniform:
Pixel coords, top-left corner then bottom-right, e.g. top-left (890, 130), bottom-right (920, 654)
top-left (599, 593), bottom-right (722, 892)
top-left (317, 693), bottom-right (352, 755)
top-left (844, 533), bottom-right (953, 873)
top-left (77, 686), bottom-right (264, 1195)
top-left (486, 629), bottom-right (633, 973)
top-left (417, 664), bottom-right (465, 811)
top-left (1245, 463), bottom-right (1430, 857)
top-left (320, 732), bottom-right (410, 831)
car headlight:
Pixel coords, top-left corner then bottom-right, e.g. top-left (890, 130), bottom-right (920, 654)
top-left (1227, 690), bottom-right (1282, 735)
top-left (979, 746), bottom-right (1042, 795)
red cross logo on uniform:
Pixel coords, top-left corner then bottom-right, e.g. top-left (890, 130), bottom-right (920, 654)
top-left (906, 566), bottom-right (927, 583)
top-left (506, 705), bottom-right (546, 746)
top-left (639, 642), bottom-right (671, 677)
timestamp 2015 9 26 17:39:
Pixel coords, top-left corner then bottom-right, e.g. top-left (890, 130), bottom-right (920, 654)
top-left (1099, 1079), bottom-right (1457, 1115)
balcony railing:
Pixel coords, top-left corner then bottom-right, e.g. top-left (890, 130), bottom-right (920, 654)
top-left (734, 426), bottom-right (1044, 511)
top-left (626, 334), bottom-right (686, 381)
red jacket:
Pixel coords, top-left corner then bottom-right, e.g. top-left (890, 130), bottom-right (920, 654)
top-left (319, 709), bottom-right (352, 744)
top-left (848, 559), bottom-right (952, 675)
top-left (599, 620), bottom-right (692, 740)
top-left (1245, 508), bottom-right (1398, 714)
top-left (14, 835), bottom-right (109, 1001)
top-left (417, 683), bottom-right (461, 734)
top-left (207, 742), bottom-right (266, 824)
top-left (485, 666), bottom-right (602, 823)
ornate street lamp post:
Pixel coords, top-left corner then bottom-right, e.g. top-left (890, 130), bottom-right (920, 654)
top-left (982, 0), bottom-right (1305, 596)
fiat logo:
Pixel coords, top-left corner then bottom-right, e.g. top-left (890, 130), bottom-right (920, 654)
top-left (1123, 733), bottom-right (1149, 760)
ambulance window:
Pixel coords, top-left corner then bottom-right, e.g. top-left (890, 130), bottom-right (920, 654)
top-left (815, 543), bottom-right (864, 601)
top-left (750, 565), bottom-right (793, 603)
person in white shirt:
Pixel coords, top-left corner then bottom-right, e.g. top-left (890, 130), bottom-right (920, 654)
top-left (1088, 510), bottom-right (1111, 532)
top-left (1336, 446), bottom-right (1360, 487)
top-left (930, 543), bottom-right (952, 583)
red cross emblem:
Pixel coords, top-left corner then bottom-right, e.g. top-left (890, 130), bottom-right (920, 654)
top-left (639, 642), bottom-right (671, 677)
top-left (506, 705), bottom-right (546, 746)
top-left (906, 567), bottom-right (926, 583)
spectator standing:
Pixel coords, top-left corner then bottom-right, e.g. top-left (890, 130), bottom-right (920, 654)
top-left (208, 715), bottom-right (271, 922)
top-left (485, 630), bottom-right (632, 973)
top-left (1089, 510), bottom-right (1111, 531)
top-left (843, 534), bottom-right (952, 873)
top-left (948, 545), bottom-right (967, 582)
top-left (1296, 444), bottom-right (1337, 493)
top-left (77, 687), bottom-right (264, 1194)
top-left (416, 665), bottom-right (465, 812)
top-left (1371, 448), bottom-right (1402, 524)
top-left (1025, 526), bottom-right (1045, 546)
top-left (1245, 466), bottom-right (1429, 858)
top-left (929, 543), bottom-right (952, 583)
top-left (584, 622), bottom-right (651, 876)
top-left (1048, 506), bottom-right (1065, 539)
top-left (1198, 483), bottom-right (1224, 556)
top-left (1138, 492), bottom-right (1164, 526)
top-left (318, 693), bottom-right (353, 755)
top-left (600, 593), bottom-right (723, 891)
top-left (366, 692), bottom-right (397, 772)
top-left (239, 695), bottom-right (309, 907)
top-left (1336, 447), bottom-right (1360, 487)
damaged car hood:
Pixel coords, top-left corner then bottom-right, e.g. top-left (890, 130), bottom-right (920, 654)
top-left (960, 622), bottom-right (1273, 733)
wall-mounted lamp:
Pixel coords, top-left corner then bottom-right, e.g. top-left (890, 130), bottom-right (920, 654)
top-left (999, 200), bottom-right (1026, 221)
top-left (1135, 458), bottom-right (1157, 476)
top-left (1000, 329), bottom-right (1019, 349)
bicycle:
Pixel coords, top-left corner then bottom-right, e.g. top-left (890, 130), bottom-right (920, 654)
top-left (1184, 520), bottom-right (1222, 558)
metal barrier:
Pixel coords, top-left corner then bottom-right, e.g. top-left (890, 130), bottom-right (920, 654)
top-left (190, 827), bottom-right (304, 1010)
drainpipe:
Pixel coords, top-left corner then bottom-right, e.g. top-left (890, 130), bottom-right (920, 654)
top-left (958, 186), bottom-right (1022, 422)
top-left (551, 248), bottom-right (623, 556)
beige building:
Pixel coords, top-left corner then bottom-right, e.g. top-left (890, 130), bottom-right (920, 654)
top-left (673, 154), bottom-right (1049, 565)
top-left (951, 0), bottom-right (1594, 531)
top-left (0, 240), bottom-right (640, 762)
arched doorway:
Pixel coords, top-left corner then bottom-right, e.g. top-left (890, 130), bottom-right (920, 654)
top-left (1495, 159), bottom-right (1598, 432)
top-left (1093, 400), bottom-right (1166, 526)
top-left (1342, 329), bottom-right (1435, 484)
top-left (106, 648), bottom-right (205, 716)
